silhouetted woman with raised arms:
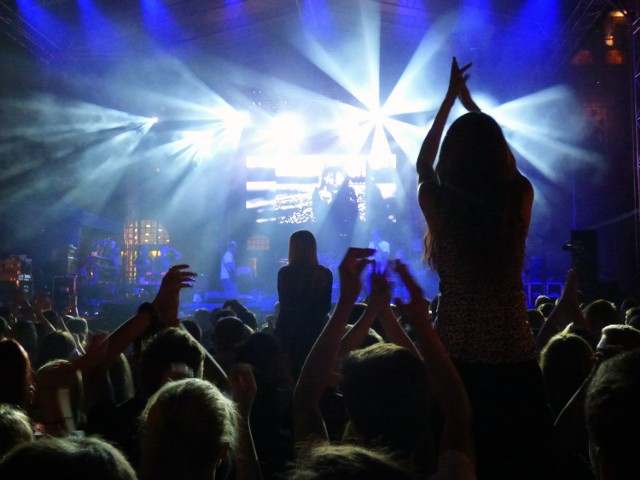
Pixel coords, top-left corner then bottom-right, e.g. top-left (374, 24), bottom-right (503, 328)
top-left (416, 58), bottom-right (552, 479)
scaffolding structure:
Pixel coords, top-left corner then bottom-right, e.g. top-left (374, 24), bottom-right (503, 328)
top-left (632, 7), bottom-right (640, 285)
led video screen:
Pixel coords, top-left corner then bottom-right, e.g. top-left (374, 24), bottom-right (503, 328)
top-left (246, 154), bottom-right (396, 225)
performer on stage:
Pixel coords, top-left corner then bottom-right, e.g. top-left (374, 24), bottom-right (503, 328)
top-left (368, 228), bottom-right (390, 273)
top-left (219, 241), bottom-right (238, 298)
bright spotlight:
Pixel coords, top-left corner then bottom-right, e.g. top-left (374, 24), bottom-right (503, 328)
top-left (227, 110), bottom-right (250, 130)
top-left (182, 129), bottom-right (217, 163)
top-left (265, 113), bottom-right (306, 150)
top-left (149, 116), bottom-right (159, 125)
top-left (370, 108), bottom-right (386, 126)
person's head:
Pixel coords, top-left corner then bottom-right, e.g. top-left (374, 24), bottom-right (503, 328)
top-left (108, 353), bottom-right (135, 405)
top-left (0, 405), bottom-right (32, 458)
top-left (237, 310), bottom-right (258, 331)
top-left (0, 436), bottom-right (136, 480)
top-left (538, 302), bottom-right (556, 319)
top-left (526, 308), bottom-right (545, 337)
top-left (586, 348), bottom-right (640, 480)
top-left (340, 344), bottom-right (430, 457)
top-left (235, 332), bottom-right (291, 387)
top-left (212, 316), bottom-right (253, 354)
top-left (192, 308), bottom-right (211, 330)
top-left (627, 313), bottom-right (640, 331)
top-left (624, 306), bottom-right (640, 326)
top-left (583, 300), bottom-right (618, 340)
top-left (139, 327), bottom-right (204, 398)
top-left (539, 333), bottom-right (594, 411)
top-left (562, 322), bottom-right (598, 350)
top-left (35, 359), bottom-right (84, 432)
top-left (620, 298), bottom-right (640, 321)
top-left (426, 112), bottom-right (519, 272)
top-left (9, 321), bottom-right (37, 364)
top-left (227, 241), bottom-right (237, 253)
top-left (288, 230), bottom-right (319, 266)
top-left (534, 295), bottom-right (553, 309)
top-left (37, 330), bottom-right (76, 368)
top-left (209, 308), bottom-right (235, 330)
top-left (596, 324), bottom-right (640, 358)
top-left (181, 319), bottom-right (202, 344)
top-left (438, 112), bottom-right (514, 186)
top-left (290, 444), bottom-right (416, 480)
top-left (140, 378), bottom-right (238, 480)
top-left (0, 339), bottom-right (33, 408)
top-left (65, 317), bottom-right (88, 347)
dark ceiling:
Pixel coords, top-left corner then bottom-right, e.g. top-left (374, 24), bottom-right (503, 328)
top-left (0, 0), bottom-right (612, 62)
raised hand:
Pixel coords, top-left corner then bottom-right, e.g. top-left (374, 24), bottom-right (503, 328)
top-left (446, 56), bottom-right (472, 102)
top-left (367, 270), bottom-right (391, 313)
top-left (338, 247), bottom-right (374, 305)
top-left (559, 269), bottom-right (579, 305)
top-left (73, 331), bottom-right (109, 372)
top-left (152, 264), bottom-right (196, 327)
top-left (393, 260), bottom-right (430, 327)
top-left (458, 75), bottom-right (481, 112)
top-left (33, 292), bottom-right (52, 312)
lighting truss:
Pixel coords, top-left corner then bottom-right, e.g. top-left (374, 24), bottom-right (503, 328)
top-left (632, 6), bottom-right (640, 280)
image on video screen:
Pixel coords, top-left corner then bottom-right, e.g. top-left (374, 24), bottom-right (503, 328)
top-left (245, 154), bottom-right (397, 225)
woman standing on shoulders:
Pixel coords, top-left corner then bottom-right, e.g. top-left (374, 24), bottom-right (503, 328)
top-left (416, 58), bottom-right (552, 480)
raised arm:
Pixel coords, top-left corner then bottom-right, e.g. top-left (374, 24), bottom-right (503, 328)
top-left (337, 270), bottom-right (388, 359)
top-left (293, 248), bottom-right (373, 451)
top-left (416, 57), bottom-right (471, 184)
top-left (229, 364), bottom-right (263, 480)
top-left (99, 265), bottom-right (196, 365)
top-left (394, 261), bottom-right (475, 465)
top-left (458, 75), bottom-right (482, 113)
top-left (19, 290), bottom-right (55, 335)
top-left (536, 269), bottom-right (586, 352)
top-left (339, 268), bottom-right (420, 360)
top-left (156, 265), bottom-right (229, 391)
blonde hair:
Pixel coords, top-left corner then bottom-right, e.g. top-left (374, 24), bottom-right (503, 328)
top-left (140, 378), bottom-right (238, 480)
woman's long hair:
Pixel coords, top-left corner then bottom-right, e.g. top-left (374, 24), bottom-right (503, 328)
top-left (425, 112), bottom-right (522, 275)
top-left (288, 230), bottom-right (319, 267)
top-left (0, 339), bottom-right (33, 408)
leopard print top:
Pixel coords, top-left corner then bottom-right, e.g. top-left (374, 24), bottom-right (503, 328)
top-left (433, 230), bottom-right (536, 364)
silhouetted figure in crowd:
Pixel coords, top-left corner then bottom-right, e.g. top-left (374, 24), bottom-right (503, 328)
top-left (0, 339), bottom-right (33, 409)
top-left (275, 230), bottom-right (332, 379)
top-left (539, 332), bottom-right (594, 416)
top-left (416, 57), bottom-right (552, 479)
top-left (586, 347), bottom-right (640, 480)
top-left (0, 436), bottom-right (136, 480)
